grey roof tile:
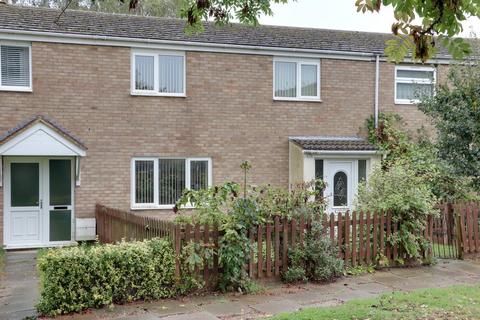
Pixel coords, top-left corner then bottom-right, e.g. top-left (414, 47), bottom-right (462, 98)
top-left (0, 115), bottom-right (87, 149)
top-left (0, 4), bottom-right (451, 57)
top-left (290, 136), bottom-right (378, 151)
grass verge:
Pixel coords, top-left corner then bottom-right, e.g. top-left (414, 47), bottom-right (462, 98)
top-left (271, 285), bottom-right (480, 320)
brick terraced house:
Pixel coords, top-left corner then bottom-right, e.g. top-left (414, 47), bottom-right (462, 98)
top-left (0, 3), bottom-right (447, 248)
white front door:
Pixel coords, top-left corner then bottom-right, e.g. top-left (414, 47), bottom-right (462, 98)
top-left (4, 157), bottom-right (74, 248)
top-left (4, 158), bottom-right (43, 246)
top-left (324, 160), bottom-right (354, 213)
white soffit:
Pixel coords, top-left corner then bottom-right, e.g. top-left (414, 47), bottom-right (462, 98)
top-left (0, 122), bottom-right (86, 156)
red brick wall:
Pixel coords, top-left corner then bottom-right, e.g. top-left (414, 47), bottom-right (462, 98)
top-left (0, 42), bottom-right (444, 244)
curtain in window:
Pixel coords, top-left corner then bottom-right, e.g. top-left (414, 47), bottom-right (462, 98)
top-left (190, 160), bottom-right (208, 190)
top-left (159, 55), bottom-right (183, 93)
top-left (358, 160), bottom-right (367, 183)
top-left (135, 55), bottom-right (154, 90)
top-left (159, 159), bottom-right (185, 205)
top-left (135, 160), bottom-right (154, 204)
top-left (396, 83), bottom-right (433, 100)
top-left (275, 61), bottom-right (296, 97)
top-left (301, 64), bottom-right (317, 96)
top-left (1, 45), bottom-right (30, 87)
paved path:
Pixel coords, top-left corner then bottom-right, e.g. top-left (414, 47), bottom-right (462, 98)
top-left (1, 251), bottom-right (480, 320)
top-left (0, 250), bottom-right (39, 320)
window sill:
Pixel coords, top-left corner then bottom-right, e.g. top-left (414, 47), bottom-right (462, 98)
top-left (0, 87), bottom-right (32, 93)
top-left (131, 204), bottom-right (194, 211)
top-left (273, 97), bottom-right (322, 103)
top-left (131, 91), bottom-right (186, 98)
top-left (395, 99), bottom-right (418, 105)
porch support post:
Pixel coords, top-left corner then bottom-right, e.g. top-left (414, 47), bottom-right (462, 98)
top-left (75, 156), bottom-right (81, 186)
top-left (0, 155), bottom-right (3, 188)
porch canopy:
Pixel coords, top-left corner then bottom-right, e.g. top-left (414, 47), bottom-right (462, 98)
top-left (0, 115), bottom-right (87, 187)
top-left (0, 115), bottom-right (86, 157)
top-left (289, 136), bottom-right (379, 155)
top-left (289, 136), bottom-right (382, 211)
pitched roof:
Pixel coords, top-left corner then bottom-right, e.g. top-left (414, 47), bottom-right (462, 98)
top-left (0, 4), bottom-right (451, 57)
top-left (0, 115), bottom-right (87, 149)
top-left (290, 136), bottom-right (378, 152)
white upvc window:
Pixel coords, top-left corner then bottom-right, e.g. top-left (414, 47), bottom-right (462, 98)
top-left (131, 49), bottom-right (186, 97)
top-left (395, 66), bottom-right (436, 104)
top-left (131, 157), bottom-right (212, 209)
top-left (0, 41), bottom-right (32, 92)
top-left (273, 58), bottom-right (320, 101)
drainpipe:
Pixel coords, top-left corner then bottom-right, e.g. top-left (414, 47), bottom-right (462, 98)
top-left (374, 54), bottom-right (380, 128)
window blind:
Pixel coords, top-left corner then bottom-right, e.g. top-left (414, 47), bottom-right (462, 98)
top-left (134, 55), bottom-right (154, 90)
top-left (190, 160), bottom-right (208, 190)
top-left (135, 160), bottom-right (154, 204)
top-left (158, 159), bottom-right (185, 205)
top-left (159, 55), bottom-right (184, 93)
top-left (1, 45), bottom-right (30, 87)
top-left (275, 61), bottom-right (296, 97)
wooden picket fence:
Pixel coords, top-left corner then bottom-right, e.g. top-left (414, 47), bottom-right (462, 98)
top-left (454, 202), bottom-right (480, 257)
top-left (95, 204), bottom-right (174, 243)
top-left (95, 202), bottom-right (480, 282)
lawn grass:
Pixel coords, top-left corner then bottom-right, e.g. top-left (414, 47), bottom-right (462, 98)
top-left (271, 285), bottom-right (480, 320)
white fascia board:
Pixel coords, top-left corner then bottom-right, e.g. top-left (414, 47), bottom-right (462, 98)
top-left (303, 150), bottom-right (382, 155)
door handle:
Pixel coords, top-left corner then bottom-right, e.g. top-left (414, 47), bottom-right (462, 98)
top-left (39, 199), bottom-right (43, 209)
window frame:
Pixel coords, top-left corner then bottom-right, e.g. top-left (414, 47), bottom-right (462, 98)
top-left (0, 41), bottom-right (32, 92)
top-left (131, 157), bottom-right (212, 210)
top-left (130, 49), bottom-right (186, 97)
top-left (273, 57), bottom-right (321, 102)
top-left (394, 65), bottom-right (436, 105)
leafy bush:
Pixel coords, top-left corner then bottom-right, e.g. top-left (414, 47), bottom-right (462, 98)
top-left (36, 238), bottom-right (177, 316)
top-left (366, 113), bottom-right (477, 201)
top-left (356, 163), bottom-right (437, 262)
top-left (419, 61), bottom-right (480, 189)
top-left (283, 221), bottom-right (343, 284)
top-left (175, 175), bottom-right (324, 293)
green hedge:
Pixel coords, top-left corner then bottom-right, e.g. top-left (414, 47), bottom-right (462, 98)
top-left (36, 238), bottom-right (177, 316)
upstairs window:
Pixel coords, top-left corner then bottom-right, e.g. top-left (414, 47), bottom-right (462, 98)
top-left (131, 50), bottom-right (185, 96)
top-left (274, 58), bottom-right (320, 101)
top-left (132, 157), bottom-right (211, 209)
top-left (395, 66), bottom-right (435, 104)
top-left (0, 43), bottom-right (31, 91)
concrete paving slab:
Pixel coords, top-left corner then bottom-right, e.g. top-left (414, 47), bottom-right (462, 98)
top-left (334, 288), bottom-right (377, 302)
top-left (285, 290), bottom-right (339, 305)
top-left (351, 281), bottom-right (393, 294)
top-left (300, 299), bottom-right (342, 309)
top-left (161, 311), bottom-right (219, 320)
top-left (250, 299), bottom-right (301, 315)
top-left (203, 301), bottom-right (250, 317)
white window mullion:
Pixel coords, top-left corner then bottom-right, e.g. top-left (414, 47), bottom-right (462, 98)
top-left (153, 158), bottom-right (159, 206)
top-left (296, 62), bottom-right (301, 98)
top-left (154, 54), bottom-right (160, 93)
top-left (185, 158), bottom-right (191, 191)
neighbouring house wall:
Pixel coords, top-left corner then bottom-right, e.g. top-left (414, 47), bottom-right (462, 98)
top-left (0, 41), bottom-right (442, 244)
top-left (378, 62), bottom-right (449, 137)
top-left (288, 142), bottom-right (304, 186)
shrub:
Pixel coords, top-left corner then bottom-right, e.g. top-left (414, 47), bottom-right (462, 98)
top-left (356, 162), bottom-right (438, 263)
top-left (283, 221), bottom-right (343, 284)
top-left (175, 176), bottom-right (325, 293)
top-left (36, 238), bottom-right (177, 316)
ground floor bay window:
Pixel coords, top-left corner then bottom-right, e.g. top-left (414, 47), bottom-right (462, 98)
top-left (289, 137), bottom-right (382, 213)
top-left (131, 157), bottom-right (212, 210)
